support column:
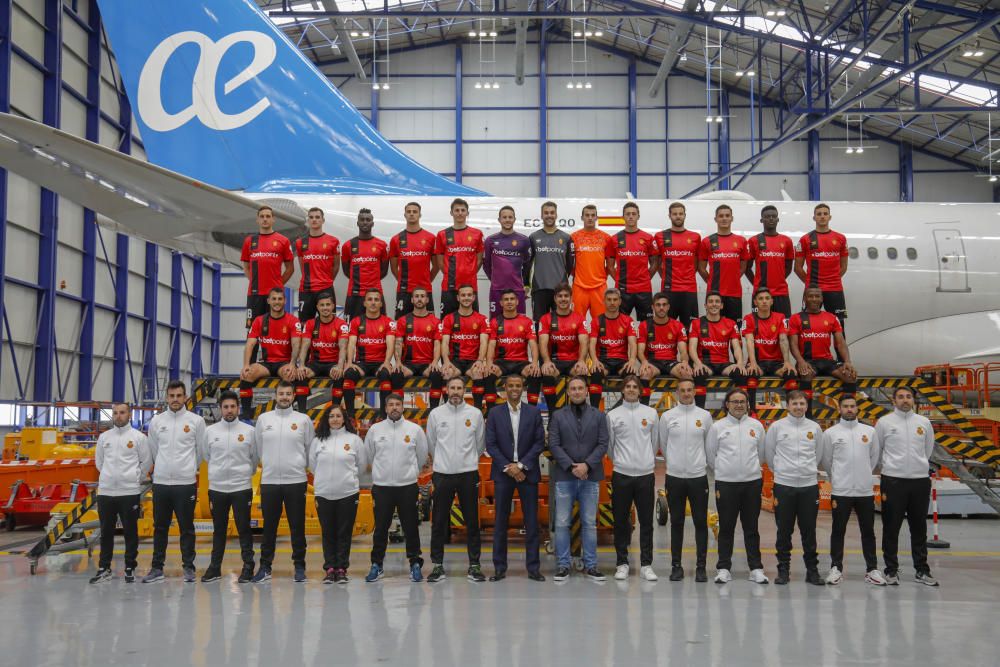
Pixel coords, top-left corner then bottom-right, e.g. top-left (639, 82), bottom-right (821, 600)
top-left (169, 254), bottom-right (182, 380)
top-left (538, 23), bottom-right (548, 197)
top-left (78, 0), bottom-right (101, 400)
top-left (628, 57), bottom-right (638, 197)
top-left (717, 89), bottom-right (730, 191)
top-left (455, 43), bottom-right (463, 184)
top-left (191, 257), bottom-right (204, 379)
top-left (0, 0), bottom-right (13, 396)
top-left (808, 125), bottom-right (821, 201)
top-left (112, 234), bottom-right (129, 401)
top-left (142, 243), bottom-right (158, 400)
top-left (211, 263), bottom-right (221, 375)
top-left (898, 142), bottom-right (914, 202)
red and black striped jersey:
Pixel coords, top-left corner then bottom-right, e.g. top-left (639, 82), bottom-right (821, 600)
top-left (241, 232), bottom-right (293, 296)
top-left (689, 316), bottom-right (739, 365)
top-left (389, 229), bottom-right (436, 292)
top-left (441, 311), bottom-right (489, 361)
top-left (797, 230), bottom-right (848, 291)
top-left (742, 312), bottom-right (786, 362)
top-left (654, 228), bottom-right (701, 293)
top-left (341, 237), bottom-right (388, 297)
top-left (698, 233), bottom-right (749, 298)
top-left (248, 313), bottom-right (298, 363)
top-left (395, 313), bottom-right (440, 365)
top-left (435, 226), bottom-right (484, 291)
top-left (747, 233), bottom-right (794, 296)
top-left (638, 318), bottom-right (686, 362)
top-left (590, 313), bottom-right (635, 361)
top-left (349, 315), bottom-right (396, 363)
top-left (490, 315), bottom-right (536, 362)
top-left (295, 233), bottom-right (339, 292)
top-left (787, 311), bottom-right (841, 361)
top-left (295, 315), bottom-right (348, 364)
top-left (610, 229), bottom-right (657, 293)
top-left (537, 311), bottom-right (587, 362)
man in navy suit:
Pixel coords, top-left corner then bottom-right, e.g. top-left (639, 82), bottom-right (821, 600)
top-left (485, 374), bottom-right (546, 582)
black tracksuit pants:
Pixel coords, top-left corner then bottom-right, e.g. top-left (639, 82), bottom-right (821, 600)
top-left (715, 479), bottom-right (764, 572)
top-left (665, 474), bottom-right (710, 568)
top-left (611, 472), bottom-right (655, 567)
top-left (773, 483), bottom-right (820, 573)
top-left (880, 475), bottom-right (931, 575)
top-left (151, 483), bottom-right (197, 570)
top-left (208, 489), bottom-right (254, 568)
top-left (316, 493), bottom-right (360, 571)
top-left (260, 482), bottom-right (308, 569)
top-left (371, 483), bottom-right (423, 567)
top-left (430, 470), bottom-right (481, 566)
top-left (97, 494), bottom-right (140, 570)
top-left (830, 494), bottom-right (877, 571)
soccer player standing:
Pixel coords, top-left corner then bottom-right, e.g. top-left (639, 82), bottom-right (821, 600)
top-left (295, 207), bottom-right (340, 322)
top-left (484, 206), bottom-right (532, 317)
top-left (341, 209), bottom-right (389, 321)
top-left (795, 203), bottom-right (849, 326)
top-left (528, 201), bottom-right (574, 320)
top-left (436, 198), bottom-right (485, 316)
top-left (745, 205), bottom-right (794, 318)
top-left (389, 202), bottom-right (438, 317)
top-left (698, 204), bottom-right (749, 322)
top-left (571, 204), bottom-right (615, 319)
top-left (654, 202), bottom-right (701, 328)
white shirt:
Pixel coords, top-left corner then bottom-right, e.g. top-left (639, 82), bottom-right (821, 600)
top-left (365, 416), bottom-right (429, 486)
top-left (425, 400), bottom-right (486, 474)
top-left (508, 402), bottom-right (521, 462)
top-left (706, 414), bottom-right (766, 483)
top-left (309, 428), bottom-right (367, 500)
top-left (763, 414), bottom-right (822, 488)
top-left (204, 418), bottom-right (259, 493)
top-left (658, 402), bottom-right (712, 479)
top-left (606, 400), bottom-right (659, 477)
top-left (95, 424), bottom-right (152, 496)
top-left (254, 406), bottom-right (315, 484)
top-left (876, 408), bottom-right (935, 479)
top-left (819, 420), bottom-right (881, 497)
top-left (147, 407), bottom-right (206, 486)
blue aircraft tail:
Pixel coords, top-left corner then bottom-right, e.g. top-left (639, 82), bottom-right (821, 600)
top-left (95, 0), bottom-right (484, 196)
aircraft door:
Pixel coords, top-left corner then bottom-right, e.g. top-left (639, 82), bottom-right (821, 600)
top-left (932, 228), bottom-right (971, 293)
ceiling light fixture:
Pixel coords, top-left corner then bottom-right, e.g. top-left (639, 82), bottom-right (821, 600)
top-left (492, 81), bottom-right (500, 89)
top-left (584, 81), bottom-right (592, 89)
top-left (715, 116), bottom-right (724, 123)
top-left (595, 31), bottom-right (603, 37)
top-left (475, 81), bottom-right (483, 89)
top-left (350, 31), bottom-right (359, 37)
top-left (362, 31), bottom-right (370, 37)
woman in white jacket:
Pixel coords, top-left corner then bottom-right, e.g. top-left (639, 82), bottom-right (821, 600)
top-left (310, 404), bottom-right (367, 584)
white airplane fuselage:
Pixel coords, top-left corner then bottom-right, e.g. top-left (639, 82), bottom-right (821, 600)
top-left (246, 193), bottom-right (1000, 377)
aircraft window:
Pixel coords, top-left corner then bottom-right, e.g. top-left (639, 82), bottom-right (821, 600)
top-left (887, 247), bottom-right (898, 260)
top-left (906, 247), bottom-right (917, 260)
top-left (867, 247), bottom-right (878, 260)
top-left (848, 246), bottom-right (859, 259)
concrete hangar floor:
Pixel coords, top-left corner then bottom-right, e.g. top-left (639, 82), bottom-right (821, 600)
top-left (0, 516), bottom-right (996, 666)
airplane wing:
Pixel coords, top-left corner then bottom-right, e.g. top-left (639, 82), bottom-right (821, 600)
top-left (0, 113), bottom-right (303, 252)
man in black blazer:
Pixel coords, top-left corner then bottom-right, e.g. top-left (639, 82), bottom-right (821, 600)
top-left (485, 374), bottom-right (546, 581)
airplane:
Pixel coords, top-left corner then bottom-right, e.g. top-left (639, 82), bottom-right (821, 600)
top-left (0, 0), bottom-right (998, 377)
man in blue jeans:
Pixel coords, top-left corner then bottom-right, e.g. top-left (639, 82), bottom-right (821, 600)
top-left (547, 375), bottom-right (609, 581)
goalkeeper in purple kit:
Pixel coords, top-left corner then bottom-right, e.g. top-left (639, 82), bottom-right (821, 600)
top-left (484, 205), bottom-right (533, 317)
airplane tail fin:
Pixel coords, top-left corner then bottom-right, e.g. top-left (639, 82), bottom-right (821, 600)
top-left (95, 0), bottom-right (484, 196)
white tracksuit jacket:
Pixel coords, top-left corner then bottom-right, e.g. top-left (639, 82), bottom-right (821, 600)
top-left (606, 400), bottom-right (659, 477)
top-left (763, 415), bottom-right (822, 488)
top-left (706, 414), bottom-right (766, 483)
top-left (147, 407), bottom-right (206, 485)
top-left (95, 424), bottom-right (152, 496)
top-left (819, 420), bottom-right (881, 497)
top-left (255, 406), bottom-right (315, 485)
top-left (658, 402), bottom-right (712, 479)
top-left (364, 417), bottom-right (428, 486)
top-left (875, 409), bottom-right (935, 479)
top-left (204, 418), bottom-right (259, 493)
top-left (309, 428), bottom-right (367, 500)
top-left (425, 401), bottom-right (486, 474)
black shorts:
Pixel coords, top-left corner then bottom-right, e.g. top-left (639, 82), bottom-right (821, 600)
top-left (666, 291), bottom-right (699, 329)
top-left (246, 294), bottom-right (269, 329)
top-left (807, 358), bottom-right (843, 376)
top-left (595, 358), bottom-right (627, 378)
top-left (720, 296), bottom-right (743, 322)
top-left (822, 291), bottom-right (847, 323)
top-left (399, 362), bottom-right (442, 378)
top-left (495, 360), bottom-right (529, 377)
top-left (343, 295), bottom-right (385, 321)
top-left (698, 361), bottom-right (739, 377)
top-left (298, 290), bottom-right (336, 322)
top-left (257, 361), bottom-right (287, 376)
top-left (753, 360), bottom-right (792, 376)
top-left (550, 359), bottom-right (579, 376)
top-left (531, 289), bottom-right (556, 321)
top-left (394, 291), bottom-right (434, 318)
top-left (620, 291), bottom-right (653, 321)
top-left (649, 359), bottom-right (680, 375)
top-left (451, 358), bottom-right (478, 376)
top-left (440, 291), bottom-right (480, 318)
top-left (754, 295), bottom-right (791, 319)
top-left (306, 362), bottom-right (340, 378)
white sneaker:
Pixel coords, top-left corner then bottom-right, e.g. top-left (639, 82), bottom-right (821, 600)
top-left (640, 566), bottom-right (658, 582)
top-left (826, 566), bottom-right (843, 586)
top-left (865, 570), bottom-right (887, 586)
top-left (714, 568), bottom-right (732, 584)
top-left (748, 568), bottom-right (769, 584)
top-left (614, 564), bottom-right (630, 580)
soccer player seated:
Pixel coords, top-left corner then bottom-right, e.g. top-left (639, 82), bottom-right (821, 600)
top-left (343, 289), bottom-right (401, 417)
top-left (742, 287), bottom-right (797, 409)
top-left (291, 291), bottom-right (348, 412)
top-left (588, 288), bottom-right (640, 408)
top-left (485, 290), bottom-right (542, 406)
top-left (240, 287), bottom-right (299, 419)
top-left (637, 292), bottom-right (692, 405)
top-left (393, 287), bottom-right (445, 410)
top-left (440, 284), bottom-right (491, 411)
top-left (688, 292), bottom-right (745, 408)
top-left (537, 284), bottom-right (590, 409)
top-left (788, 286), bottom-right (857, 413)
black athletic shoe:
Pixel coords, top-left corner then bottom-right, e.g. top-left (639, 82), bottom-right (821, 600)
top-left (123, 568), bottom-right (135, 584)
top-left (695, 567), bottom-right (708, 583)
top-left (201, 566), bottom-right (222, 583)
top-left (89, 568), bottom-right (112, 584)
top-left (775, 569), bottom-right (790, 586)
top-left (554, 567), bottom-right (571, 582)
top-left (427, 565), bottom-right (446, 583)
top-left (467, 564), bottom-right (486, 582)
top-left (489, 571), bottom-right (506, 582)
top-left (805, 570), bottom-right (826, 586)
top-left (323, 568), bottom-right (336, 584)
top-left (528, 571), bottom-right (546, 582)
top-left (669, 565), bottom-right (684, 581)
top-left (585, 568), bottom-right (606, 582)
top-left (238, 565), bottom-right (254, 584)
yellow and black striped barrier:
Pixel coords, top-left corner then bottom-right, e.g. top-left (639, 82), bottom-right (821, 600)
top-left (27, 491), bottom-right (98, 561)
top-left (597, 503), bottom-right (614, 528)
top-left (450, 503), bottom-right (464, 528)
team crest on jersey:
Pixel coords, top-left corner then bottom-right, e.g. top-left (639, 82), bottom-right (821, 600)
top-left (667, 333), bottom-right (673, 340)
top-left (473, 323), bottom-right (479, 330)
top-left (183, 425), bottom-right (191, 433)
top-left (916, 426), bottom-right (925, 435)
top-left (639, 239), bottom-right (646, 245)
top-left (282, 326), bottom-right (288, 334)
top-left (861, 435), bottom-right (869, 443)
top-left (733, 241), bottom-right (739, 249)
top-left (465, 419), bottom-right (472, 427)
top-left (771, 325), bottom-right (777, 332)
top-left (512, 240), bottom-right (518, 247)
top-left (695, 420), bottom-right (702, 427)
top-left (749, 429), bottom-right (757, 437)
top-left (519, 325), bottom-right (524, 332)
top-left (238, 434), bottom-right (245, 442)
top-left (291, 423), bottom-right (298, 431)
top-left (344, 443), bottom-right (351, 451)
top-left (641, 419), bottom-right (648, 427)
top-left (807, 431), bottom-right (814, 440)
top-left (426, 325), bottom-right (433, 332)
top-left (127, 441), bottom-right (134, 449)
top-left (404, 435), bottom-right (411, 443)
top-left (272, 241), bottom-right (279, 248)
